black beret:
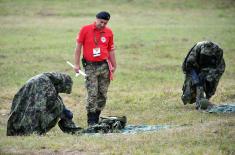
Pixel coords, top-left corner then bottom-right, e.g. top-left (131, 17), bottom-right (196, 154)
top-left (96, 11), bottom-right (110, 20)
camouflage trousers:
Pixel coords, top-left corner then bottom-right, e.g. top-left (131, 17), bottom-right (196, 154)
top-left (7, 101), bottom-right (79, 136)
top-left (84, 62), bottom-right (110, 113)
top-left (181, 72), bottom-right (220, 104)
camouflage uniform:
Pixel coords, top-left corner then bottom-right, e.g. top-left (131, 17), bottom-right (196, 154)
top-left (7, 72), bottom-right (81, 136)
top-left (84, 61), bottom-right (110, 125)
top-left (181, 41), bottom-right (225, 108)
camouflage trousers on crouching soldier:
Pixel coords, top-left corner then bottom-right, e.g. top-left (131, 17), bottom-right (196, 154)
top-left (181, 69), bottom-right (221, 105)
top-left (84, 61), bottom-right (110, 125)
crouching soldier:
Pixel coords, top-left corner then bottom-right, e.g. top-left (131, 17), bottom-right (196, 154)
top-left (7, 72), bottom-right (82, 136)
top-left (181, 41), bottom-right (225, 109)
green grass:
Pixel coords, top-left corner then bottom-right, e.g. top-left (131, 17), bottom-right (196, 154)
top-left (0, 0), bottom-right (235, 154)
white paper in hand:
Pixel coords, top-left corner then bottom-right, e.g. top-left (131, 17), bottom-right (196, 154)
top-left (66, 61), bottom-right (87, 77)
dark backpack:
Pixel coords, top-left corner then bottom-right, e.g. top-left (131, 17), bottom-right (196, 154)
top-left (83, 116), bottom-right (127, 133)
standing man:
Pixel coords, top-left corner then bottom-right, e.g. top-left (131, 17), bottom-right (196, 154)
top-left (74, 11), bottom-right (116, 126)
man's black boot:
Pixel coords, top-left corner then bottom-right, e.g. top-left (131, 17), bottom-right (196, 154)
top-left (95, 110), bottom-right (101, 123)
top-left (87, 112), bottom-right (98, 126)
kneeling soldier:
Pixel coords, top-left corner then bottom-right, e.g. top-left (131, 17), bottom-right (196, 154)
top-left (181, 41), bottom-right (225, 109)
top-left (7, 72), bottom-right (81, 136)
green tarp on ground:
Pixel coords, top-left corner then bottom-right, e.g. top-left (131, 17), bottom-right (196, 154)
top-left (208, 104), bottom-right (235, 113)
top-left (121, 125), bottom-right (171, 134)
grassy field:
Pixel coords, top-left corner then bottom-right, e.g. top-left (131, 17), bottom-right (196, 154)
top-left (0, 0), bottom-right (235, 154)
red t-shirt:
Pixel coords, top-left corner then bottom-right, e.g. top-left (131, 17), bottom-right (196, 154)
top-left (76, 22), bottom-right (115, 62)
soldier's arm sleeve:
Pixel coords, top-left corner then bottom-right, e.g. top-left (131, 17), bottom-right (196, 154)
top-left (214, 57), bottom-right (225, 79)
top-left (191, 69), bottom-right (200, 86)
top-left (207, 49), bottom-right (226, 80)
top-left (185, 45), bottom-right (200, 72)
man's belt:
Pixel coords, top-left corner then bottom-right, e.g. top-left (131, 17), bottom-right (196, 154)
top-left (85, 59), bottom-right (107, 65)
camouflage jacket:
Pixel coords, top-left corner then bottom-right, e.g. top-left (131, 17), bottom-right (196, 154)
top-left (182, 41), bottom-right (225, 79)
top-left (7, 72), bottom-right (73, 136)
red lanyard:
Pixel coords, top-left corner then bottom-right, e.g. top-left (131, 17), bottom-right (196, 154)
top-left (93, 30), bottom-right (104, 47)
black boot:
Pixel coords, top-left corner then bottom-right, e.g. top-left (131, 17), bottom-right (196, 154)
top-left (87, 112), bottom-right (98, 126)
top-left (58, 118), bottom-right (83, 134)
top-left (95, 110), bottom-right (101, 123)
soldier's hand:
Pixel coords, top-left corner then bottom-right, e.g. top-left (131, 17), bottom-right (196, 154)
top-left (111, 66), bottom-right (116, 73)
top-left (74, 65), bottom-right (80, 73)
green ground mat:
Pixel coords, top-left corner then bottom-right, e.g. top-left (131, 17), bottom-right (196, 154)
top-left (208, 104), bottom-right (235, 113)
top-left (121, 125), bottom-right (172, 134)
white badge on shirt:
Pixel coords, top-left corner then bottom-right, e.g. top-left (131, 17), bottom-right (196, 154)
top-left (93, 47), bottom-right (101, 57)
top-left (101, 37), bottom-right (106, 43)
